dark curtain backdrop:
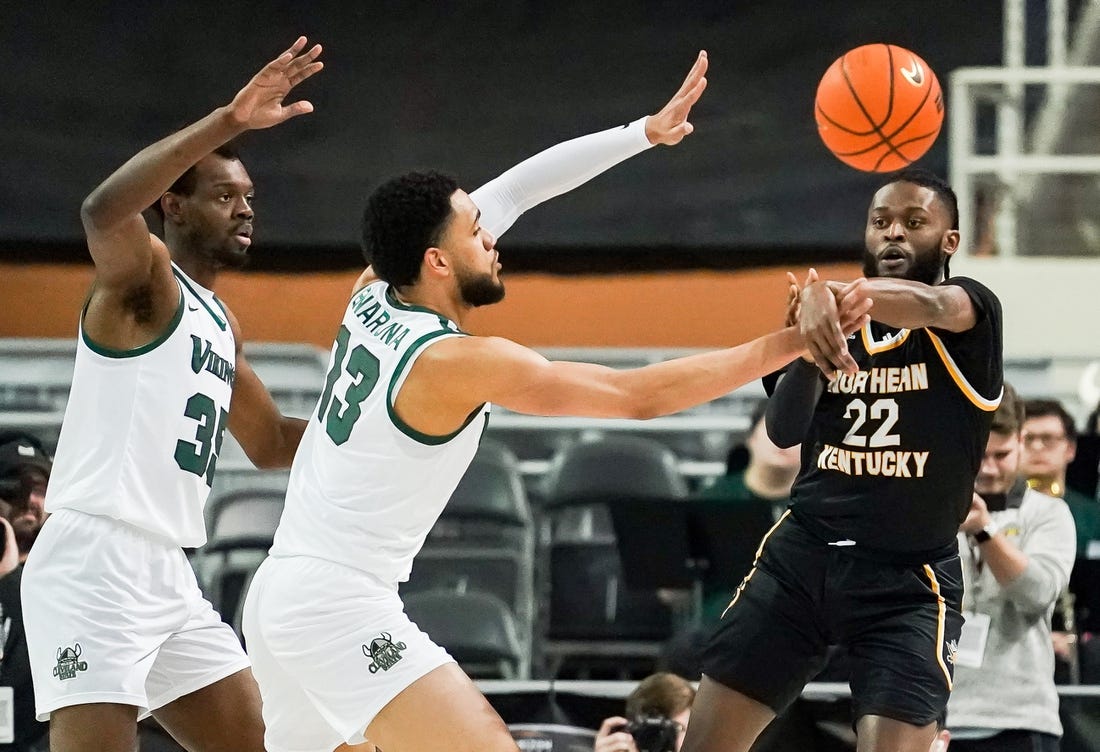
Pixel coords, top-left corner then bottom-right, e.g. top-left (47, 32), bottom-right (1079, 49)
top-left (1, 0), bottom-right (1025, 270)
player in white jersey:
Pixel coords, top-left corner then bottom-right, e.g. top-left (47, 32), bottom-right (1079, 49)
top-left (21, 38), bottom-right (323, 752)
top-left (243, 52), bottom-right (872, 752)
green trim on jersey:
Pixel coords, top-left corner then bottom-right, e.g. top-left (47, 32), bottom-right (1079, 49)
top-left (384, 285), bottom-right (459, 331)
top-left (81, 283), bottom-right (186, 359)
top-left (174, 268), bottom-right (227, 331)
top-left (386, 329), bottom-right (486, 445)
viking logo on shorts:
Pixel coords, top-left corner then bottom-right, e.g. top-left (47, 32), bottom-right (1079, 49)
top-left (53, 643), bottom-right (88, 681)
top-left (362, 632), bottom-right (406, 673)
top-left (945, 639), bottom-right (959, 666)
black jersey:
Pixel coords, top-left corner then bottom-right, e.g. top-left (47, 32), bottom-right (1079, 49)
top-left (789, 277), bottom-right (1003, 558)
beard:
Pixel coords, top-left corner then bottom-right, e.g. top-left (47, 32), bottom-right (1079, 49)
top-left (457, 269), bottom-right (505, 307)
top-left (862, 245), bottom-right (944, 285)
top-left (179, 225), bottom-right (251, 269)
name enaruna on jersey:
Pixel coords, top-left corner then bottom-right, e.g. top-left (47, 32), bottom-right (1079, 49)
top-left (189, 336), bottom-right (235, 386)
top-left (817, 362), bottom-right (931, 479)
top-left (351, 289), bottom-right (411, 350)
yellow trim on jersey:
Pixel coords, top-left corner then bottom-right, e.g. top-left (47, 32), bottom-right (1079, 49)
top-left (860, 322), bottom-right (912, 354)
top-left (922, 563), bottom-right (953, 691)
top-left (925, 330), bottom-right (1002, 412)
top-left (720, 509), bottom-right (791, 619)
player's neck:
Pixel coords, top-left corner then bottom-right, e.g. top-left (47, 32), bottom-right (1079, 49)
top-left (168, 243), bottom-right (221, 291)
top-left (391, 283), bottom-right (468, 327)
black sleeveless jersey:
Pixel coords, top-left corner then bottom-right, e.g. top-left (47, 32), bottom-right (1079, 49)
top-left (790, 277), bottom-right (1003, 559)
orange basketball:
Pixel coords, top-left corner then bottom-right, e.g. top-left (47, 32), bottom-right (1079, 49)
top-left (815, 44), bottom-right (944, 172)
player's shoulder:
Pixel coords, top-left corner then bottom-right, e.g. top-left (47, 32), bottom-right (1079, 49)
top-left (938, 275), bottom-right (999, 303)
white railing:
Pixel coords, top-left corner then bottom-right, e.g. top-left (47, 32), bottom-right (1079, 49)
top-left (949, 0), bottom-right (1100, 257)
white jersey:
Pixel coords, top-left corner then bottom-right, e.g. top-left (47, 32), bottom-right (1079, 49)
top-left (271, 281), bottom-right (489, 582)
top-left (45, 264), bottom-right (236, 547)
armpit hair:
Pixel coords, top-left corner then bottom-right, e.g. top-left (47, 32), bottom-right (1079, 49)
top-left (123, 284), bottom-right (156, 324)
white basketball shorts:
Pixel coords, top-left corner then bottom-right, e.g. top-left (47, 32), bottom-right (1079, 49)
top-left (21, 509), bottom-right (250, 720)
top-left (242, 554), bottom-right (453, 752)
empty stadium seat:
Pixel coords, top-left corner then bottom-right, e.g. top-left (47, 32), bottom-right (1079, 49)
top-left (403, 590), bottom-right (524, 679)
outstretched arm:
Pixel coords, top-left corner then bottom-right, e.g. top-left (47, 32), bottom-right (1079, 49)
top-left (82, 37), bottom-right (323, 288)
top-left (393, 296), bottom-right (869, 437)
top-left (470, 51), bottom-right (708, 238)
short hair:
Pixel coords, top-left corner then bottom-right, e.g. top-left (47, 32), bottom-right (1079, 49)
top-left (879, 168), bottom-right (959, 230)
top-left (1024, 398), bottom-right (1078, 443)
top-left (990, 382), bottom-right (1024, 436)
top-left (625, 672), bottom-right (696, 719)
top-left (150, 140), bottom-right (242, 222)
top-left (361, 171), bottom-right (460, 288)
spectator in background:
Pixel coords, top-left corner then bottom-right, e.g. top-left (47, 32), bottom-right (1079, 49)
top-left (694, 400), bottom-right (801, 622)
top-left (1021, 399), bottom-right (1099, 554)
top-left (947, 384), bottom-right (1076, 752)
top-left (595, 673), bottom-right (695, 752)
top-left (0, 432), bottom-right (52, 752)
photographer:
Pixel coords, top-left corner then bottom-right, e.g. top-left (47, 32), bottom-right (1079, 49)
top-left (0, 432), bottom-right (52, 752)
top-left (595, 673), bottom-right (694, 752)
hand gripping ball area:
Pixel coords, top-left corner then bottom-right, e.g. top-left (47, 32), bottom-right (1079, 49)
top-left (815, 43), bottom-right (944, 172)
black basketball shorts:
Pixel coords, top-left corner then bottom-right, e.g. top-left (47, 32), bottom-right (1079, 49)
top-left (701, 511), bottom-right (964, 727)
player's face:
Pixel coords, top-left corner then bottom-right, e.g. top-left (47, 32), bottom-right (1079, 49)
top-left (976, 430), bottom-right (1022, 496)
top-left (443, 191), bottom-right (504, 307)
top-left (1019, 415), bottom-right (1075, 481)
top-left (173, 155), bottom-right (255, 269)
top-left (863, 182), bottom-right (957, 285)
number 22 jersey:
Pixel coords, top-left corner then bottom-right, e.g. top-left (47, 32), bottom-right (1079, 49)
top-left (790, 277), bottom-right (1004, 557)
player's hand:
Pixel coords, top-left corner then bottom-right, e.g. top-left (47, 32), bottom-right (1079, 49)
top-left (0, 518), bottom-right (19, 578)
top-left (787, 269), bottom-right (820, 364)
top-left (225, 36), bottom-right (324, 130)
top-left (959, 493), bottom-right (992, 535)
top-left (595, 717), bottom-right (640, 752)
top-left (799, 279), bottom-right (859, 376)
top-left (836, 278), bottom-right (873, 337)
top-left (645, 51), bottom-right (708, 146)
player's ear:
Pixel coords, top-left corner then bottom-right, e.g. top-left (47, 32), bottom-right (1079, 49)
top-left (423, 247), bottom-right (450, 278)
top-left (161, 192), bottom-right (184, 224)
top-left (941, 229), bottom-right (960, 256)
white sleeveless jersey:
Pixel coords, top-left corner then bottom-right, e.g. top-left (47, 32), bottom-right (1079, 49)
top-left (45, 264), bottom-right (236, 547)
top-left (271, 280), bottom-right (490, 583)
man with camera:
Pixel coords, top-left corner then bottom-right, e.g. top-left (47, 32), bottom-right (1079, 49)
top-left (0, 432), bottom-right (53, 752)
top-left (946, 384), bottom-right (1076, 751)
top-left (595, 673), bottom-right (694, 752)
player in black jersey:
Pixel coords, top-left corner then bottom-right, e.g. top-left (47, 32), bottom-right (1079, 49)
top-left (682, 169), bottom-right (1003, 752)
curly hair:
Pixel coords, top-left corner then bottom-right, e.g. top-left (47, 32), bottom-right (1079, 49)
top-left (361, 171), bottom-right (460, 288)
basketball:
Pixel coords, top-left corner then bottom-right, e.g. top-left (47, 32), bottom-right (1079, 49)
top-left (815, 43), bottom-right (944, 172)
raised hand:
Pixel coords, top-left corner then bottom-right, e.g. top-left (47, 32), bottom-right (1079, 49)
top-left (225, 36), bottom-right (324, 130)
top-left (800, 278), bottom-right (862, 376)
top-left (784, 268), bottom-right (819, 328)
top-left (0, 518), bottom-right (18, 577)
top-left (645, 50), bottom-right (708, 145)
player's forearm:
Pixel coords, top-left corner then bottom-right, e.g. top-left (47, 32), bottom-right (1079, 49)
top-left (81, 107), bottom-right (245, 233)
top-left (766, 359), bottom-right (823, 448)
top-left (470, 117), bottom-right (653, 237)
top-left (833, 278), bottom-right (958, 331)
top-left (616, 327), bottom-right (803, 419)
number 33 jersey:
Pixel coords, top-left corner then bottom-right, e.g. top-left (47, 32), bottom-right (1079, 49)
top-left (270, 280), bottom-right (490, 583)
top-left (791, 277), bottom-right (1004, 556)
top-left (45, 264), bottom-right (236, 548)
